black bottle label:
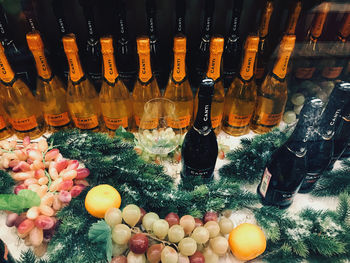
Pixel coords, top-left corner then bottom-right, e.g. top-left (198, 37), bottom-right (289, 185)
top-left (302, 173), bottom-right (320, 186)
top-left (182, 164), bottom-right (214, 179)
top-left (259, 168), bottom-right (272, 197)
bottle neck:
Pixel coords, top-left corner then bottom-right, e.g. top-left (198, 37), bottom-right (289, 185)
top-left (272, 49), bottom-right (292, 81)
top-left (239, 48), bottom-right (257, 81)
top-left (66, 51), bottom-right (85, 83)
top-left (259, 2), bottom-right (273, 39)
top-left (52, 0), bottom-right (67, 38)
top-left (194, 92), bottom-right (213, 135)
top-left (310, 11), bottom-right (328, 40)
top-left (172, 51), bottom-right (186, 83)
top-left (138, 52), bottom-right (153, 83)
top-left (146, 1), bottom-right (157, 40)
top-left (0, 51), bottom-right (15, 84)
top-left (201, 0), bottom-right (214, 40)
top-left (102, 52), bottom-right (119, 84)
top-left (285, 2), bottom-right (301, 35)
top-left (206, 51), bottom-right (222, 81)
top-left (0, 8), bottom-right (9, 40)
top-left (31, 50), bottom-right (53, 80)
top-left (175, 0), bottom-right (186, 34)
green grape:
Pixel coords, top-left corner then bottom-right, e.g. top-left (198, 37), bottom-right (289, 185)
top-left (222, 210), bottom-right (232, 218)
top-left (291, 93), bottom-right (305, 106)
top-left (209, 236), bottom-right (228, 256)
top-left (142, 212), bottom-right (160, 232)
top-left (180, 215), bottom-right (195, 235)
top-left (191, 226), bottom-right (209, 244)
top-left (122, 204), bottom-right (141, 227)
top-left (112, 224), bottom-right (131, 245)
top-left (204, 221), bottom-right (220, 238)
top-left (168, 225), bottom-right (185, 243)
top-left (178, 237), bottom-right (197, 256)
top-left (112, 243), bottom-right (128, 257)
top-left (283, 111), bottom-right (296, 124)
top-left (219, 217), bottom-right (233, 235)
top-left (152, 219), bottom-right (169, 239)
top-left (203, 247), bottom-right (219, 263)
top-left (161, 246), bottom-right (178, 263)
top-left (127, 251), bottom-right (146, 263)
top-left (178, 253), bottom-right (190, 263)
top-left (293, 104), bottom-right (303, 115)
top-left (105, 208), bottom-right (122, 227)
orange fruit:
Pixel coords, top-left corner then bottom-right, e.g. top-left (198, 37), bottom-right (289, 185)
top-left (228, 223), bottom-right (266, 261)
top-left (85, 184), bottom-right (121, 218)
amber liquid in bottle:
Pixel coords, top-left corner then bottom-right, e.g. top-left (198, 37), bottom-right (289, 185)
top-left (132, 37), bottom-right (161, 129)
top-left (0, 43), bottom-right (45, 139)
top-left (164, 35), bottom-right (193, 133)
top-left (222, 35), bottom-right (259, 136)
top-left (99, 36), bottom-right (133, 134)
top-left (26, 31), bottom-right (71, 132)
top-left (194, 37), bottom-right (225, 134)
top-left (63, 34), bottom-right (102, 132)
top-left (251, 35), bottom-right (296, 134)
top-left (0, 94), bottom-right (12, 140)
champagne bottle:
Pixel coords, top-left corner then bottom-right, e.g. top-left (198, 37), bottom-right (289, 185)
top-left (251, 35), bottom-right (296, 134)
top-left (293, 2), bottom-right (330, 80)
top-left (255, 1), bottom-right (274, 83)
top-left (78, 0), bottom-right (102, 87)
top-left (99, 36), bottom-right (133, 133)
top-left (181, 78), bottom-right (218, 180)
top-left (164, 35), bottom-right (193, 133)
top-left (258, 98), bottom-right (324, 208)
top-left (195, 37), bottom-right (225, 134)
top-left (327, 101), bottom-right (350, 170)
top-left (192, 0), bottom-right (215, 87)
top-left (299, 82), bottom-right (350, 193)
top-left (321, 13), bottom-right (350, 80)
top-left (0, 95), bottom-right (12, 140)
top-left (132, 37), bottom-right (161, 129)
top-left (0, 42), bottom-right (45, 139)
top-left (62, 34), bottom-right (102, 131)
top-left (26, 31), bottom-right (71, 132)
top-left (222, 35), bottom-right (259, 136)
top-left (114, 0), bottom-right (137, 91)
top-left (21, 0), bottom-right (40, 32)
top-left (175, 0), bottom-right (186, 35)
top-left (52, 0), bottom-right (69, 81)
top-left (285, 0), bottom-right (302, 35)
top-left (223, 0), bottom-right (243, 88)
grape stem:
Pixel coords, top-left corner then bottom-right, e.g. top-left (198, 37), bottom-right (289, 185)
top-left (131, 227), bottom-right (179, 251)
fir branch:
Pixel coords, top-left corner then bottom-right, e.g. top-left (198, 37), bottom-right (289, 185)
top-left (0, 170), bottom-right (15, 194)
top-left (17, 249), bottom-right (37, 263)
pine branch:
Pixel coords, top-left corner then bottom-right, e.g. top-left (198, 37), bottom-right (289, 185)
top-left (0, 170), bottom-right (15, 194)
top-left (17, 249), bottom-right (37, 263)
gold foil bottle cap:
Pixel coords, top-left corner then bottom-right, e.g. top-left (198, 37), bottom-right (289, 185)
top-left (62, 34), bottom-right (79, 53)
top-left (26, 31), bottom-right (44, 51)
top-left (137, 37), bottom-right (150, 54)
top-left (259, 1), bottom-right (274, 38)
top-left (209, 37), bottom-right (224, 54)
top-left (100, 36), bottom-right (114, 54)
top-left (245, 35), bottom-right (260, 52)
top-left (279, 35), bottom-right (296, 52)
top-left (173, 36), bottom-right (186, 53)
top-left (310, 2), bottom-right (331, 39)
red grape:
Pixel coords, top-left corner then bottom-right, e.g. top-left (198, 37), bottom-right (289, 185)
top-left (75, 168), bottom-right (90, 179)
top-left (189, 251), bottom-right (205, 263)
top-left (55, 160), bottom-right (68, 173)
top-left (70, 185), bottom-right (85, 198)
top-left (23, 136), bottom-right (30, 147)
top-left (34, 169), bottom-right (45, 179)
top-left (59, 180), bottom-right (74, 191)
top-left (194, 218), bottom-right (203, 228)
top-left (137, 207), bottom-right (146, 224)
top-left (111, 256), bottom-right (127, 263)
top-left (17, 219), bottom-right (35, 235)
top-left (67, 160), bottom-right (79, 170)
top-left (165, 212), bottom-right (180, 227)
top-left (14, 214), bottom-right (26, 228)
top-left (13, 161), bottom-right (31, 172)
top-left (6, 213), bottom-right (19, 227)
top-left (58, 190), bottom-right (72, 203)
top-left (45, 149), bottom-right (59, 161)
top-left (129, 233), bottom-right (149, 254)
top-left (203, 212), bottom-right (218, 223)
top-left (14, 184), bottom-right (27, 194)
top-left (34, 216), bottom-right (55, 230)
top-left (147, 243), bottom-right (164, 263)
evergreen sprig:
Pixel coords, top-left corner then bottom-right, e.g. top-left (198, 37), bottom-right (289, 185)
top-left (0, 170), bottom-right (15, 194)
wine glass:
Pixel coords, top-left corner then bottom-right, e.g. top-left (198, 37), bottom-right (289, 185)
top-left (138, 98), bottom-right (182, 155)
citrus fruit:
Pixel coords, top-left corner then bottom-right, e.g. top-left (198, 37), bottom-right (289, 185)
top-left (228, 223), bottom-right (266, 261)
top-left (85, 184), bottom-right (121, 218)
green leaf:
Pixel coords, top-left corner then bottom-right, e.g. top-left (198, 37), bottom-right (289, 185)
top-left (0, 190), bottom-right (41, 213)
top-left (88, 220), bottom-right (112, 262)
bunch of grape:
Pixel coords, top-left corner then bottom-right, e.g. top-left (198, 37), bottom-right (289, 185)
top-left (105, 205), bottom-right (234, 263)
top-left (1, 136), bottom-right (90, 256)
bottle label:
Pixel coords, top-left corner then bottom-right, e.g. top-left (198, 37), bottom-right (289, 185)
top-left (322, 67), bottom-right (343, 79)
top-left (33, 51), bottom-right (52, 80)
top-left (259, 112), bottom-right (283, 127)
top-left (102, 53), bottom-right (119, 84)
top-left (228, 113), bottom-right (253, 127)
top-left (72, 115), bottom-right (99, 130)
top-left (0, 50), bottom-right (15, 83)
top-left (211, 115), bottom-right (222, 129)
top-left (302, 174), bottom-right (320, 186)
top-left (138, 53), bottom-right (153, 83)
top-left (167, 115), bottom-right (191, 129)
top-left (255, 67), bottom-right (265, 80)
top-left (240, 51), bottom-right (257, 81)
top-left (182, 164), bottom-right (214, 179)
top-left (172, 52), bottom-right (186, 83)
top-left (272, 51), bottom-right (291, 80)
top-left (295, 67), bottom-right (316, 79)
top-left (135, 116), bottom-right (158, 129)
top-left (66, 52), bottom-right (85, 83)
top-left (259, 168), bottom-right (272, 198)
top-left (0, 115), bottom-right (6, 131)
top-left (10, 115), bottom-right (38, 132)
top-left (206, 39), bottom-right (224, 81)
top-left (44, 112), bottom-right (70, 127)
top-left (103, 116), bottom-right (128, 130)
